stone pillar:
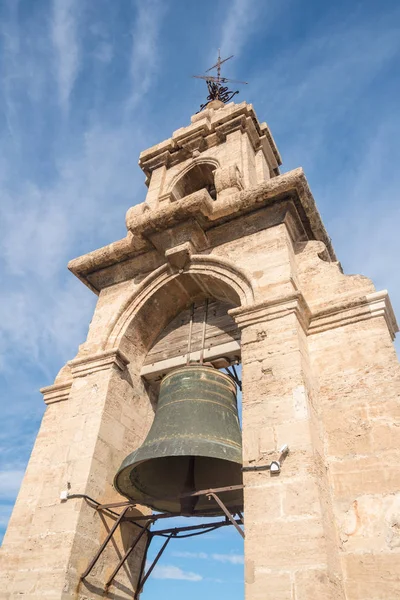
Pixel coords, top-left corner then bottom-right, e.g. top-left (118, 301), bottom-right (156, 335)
top-left (233, 294), bottom-right (345, 600)
top-left (0, 350), bottom-right (152, 599)
top-left (308, 293), bottom-right (400, 600)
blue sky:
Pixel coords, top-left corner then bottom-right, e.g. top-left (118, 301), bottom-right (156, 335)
top-left (0, 0), bottom-right (399, 596)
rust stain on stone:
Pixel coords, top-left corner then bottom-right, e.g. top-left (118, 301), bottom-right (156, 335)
top-left (345, 500), bottom-right (361, 537)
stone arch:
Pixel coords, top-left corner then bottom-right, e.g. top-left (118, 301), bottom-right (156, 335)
top-left (169, 157), bottom-right (220, 201)
top-left (104, 255), bottom-right (254, 358)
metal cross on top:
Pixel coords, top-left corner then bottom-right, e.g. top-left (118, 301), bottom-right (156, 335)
top-left (193, 49), bottom-right (248, 111)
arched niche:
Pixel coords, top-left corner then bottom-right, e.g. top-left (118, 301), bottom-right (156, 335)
top-left (104, 259), bottom-right (253, 418)
top-left (116, 271), bottom-right (243, 365)
top-left (105, 257), bottom-right (254, 359)
top-left (170, 162), bottom-right (217, 201)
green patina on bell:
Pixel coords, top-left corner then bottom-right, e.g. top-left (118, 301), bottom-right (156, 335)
top-left (114, 365), bottom-right (243, 515)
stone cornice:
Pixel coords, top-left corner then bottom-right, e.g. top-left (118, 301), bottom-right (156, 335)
top-left (138, 101), bottom-right (282, 177)
top-left (40, 381), bottom-right (72, 405)
top-left (230, 292), bottom-right (311, 333)
top-left (40, 350), bottom-right (130, 404)
top-left (68, 168), bottom-right (336, 293)
top-left (68, 349), bottom-right (130, 378)
top-left (309, 290), bottom-right (399, 340)
top-left (229, 289), bottom-right (398, 340)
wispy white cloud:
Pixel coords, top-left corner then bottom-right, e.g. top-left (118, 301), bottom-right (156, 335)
top-left (220, 0), bottom-right (258, 57)
top-left (218, 0), bottom-right (283, 59)
top-left (172, 550), bottom-right (244, 565)
top-left (327, 116), bottom-right (400, 327)
top-left (147, 563), bottom-right (202, 581)
top-left (246, 7), bottom-right (400, 354)
top-left (128, 0), bottom-right (166, 109)
top-left (51, 0), bottom-right (80, 112)
top-left (213, 553), bottom-right (244, 565)
top-left (252, 10), bottom-right (400, 170)
top-left (0, 119), bottom-right (147, 372)
top-left (173, 551), bottom-right (208, 559)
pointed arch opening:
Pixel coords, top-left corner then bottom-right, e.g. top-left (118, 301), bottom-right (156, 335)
top-left (171, 162), bottom-right (217, 201)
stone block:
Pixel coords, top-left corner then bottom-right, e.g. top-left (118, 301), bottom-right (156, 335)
top-left (282, 477), bottom-right (321, 518)
top-left (294, 569), bottom-right (343, 600)
top-left (248, 570), bottom-right (293, 600)
top-left (258, 425), bottom-right (276, 454)
top-left (243, 429), bottom-right (260, 463)
top-left (11, 571), bottom-right (38, 595)
top-left (275, 420), bottom-right (313, 452)
top-left (330, 454), bottom-right (400, 500)
top-left (343, 553), bottom-right (400, 599)
top-left (245, 518), bottom-right (327, 569)
top-left (371, 423), bottom-right (400, 453)
top-left (244, 483), bottom-right (282, 521)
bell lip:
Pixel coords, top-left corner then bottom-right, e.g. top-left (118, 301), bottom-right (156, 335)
top-left (114, 449), bottom-right (243, 493)
top-left (161, 364), bottom-right (237, 390)
top-left (113, 458), bottom-right (243, 514)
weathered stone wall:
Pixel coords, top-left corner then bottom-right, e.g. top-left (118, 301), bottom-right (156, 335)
top-left (0, 335), bottom-right (155, 599)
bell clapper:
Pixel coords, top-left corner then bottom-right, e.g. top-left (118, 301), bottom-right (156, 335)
top-left (180, 456), bottom-right (199, 515)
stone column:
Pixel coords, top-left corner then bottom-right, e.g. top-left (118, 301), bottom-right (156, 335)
top-left (232, 293), bottom-right (345, 600)
top-left (308, 292), bottom-right (400, 600)
top-left (0, 350), bottom-right (151, 599)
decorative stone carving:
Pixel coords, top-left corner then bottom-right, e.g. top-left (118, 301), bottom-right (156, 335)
top-left (69, 349), bottom-right (129, 377)
top-left (214, 164), bottom-right (244, 199)
top-left (165, 241), bottom-right (193, 271)
top-left (40, 381), bottom-right (72, 405)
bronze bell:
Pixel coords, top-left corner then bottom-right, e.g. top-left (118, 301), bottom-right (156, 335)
top-left (114, 365), bottom-right (243, 515)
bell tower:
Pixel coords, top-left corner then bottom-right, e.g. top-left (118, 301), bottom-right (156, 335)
top-left (1, 92), bottom-right (399, 600)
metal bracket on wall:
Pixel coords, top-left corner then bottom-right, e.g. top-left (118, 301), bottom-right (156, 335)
top-left (67, 485), bottom-right (244, 597)
top-left (242, 445), bottom-right (290, 475)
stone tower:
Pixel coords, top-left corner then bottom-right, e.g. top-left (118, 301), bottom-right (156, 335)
top-left (1, 99), bottom-right (399, 600)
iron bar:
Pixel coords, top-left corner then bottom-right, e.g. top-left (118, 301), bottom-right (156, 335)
top-left (134, 534), bottom-right (174, 599)
top-left (242, 464), bottom-right (271, 472)
top-left (224, 366), bottom-right (242, 391)
top-left (186, 303), bottom-right (195, 365)
top-left (153, 517), bottom-right (242, 536)
top-left (125, 512), bottom-right (176, 523)
top-left (183, 483), bottom-right (243, 498)
top-left (205, 50), bottom-right (233, 77)
top-left (166, 526), bottom-right (220, 539)
top-left (231, 364), bottom-right (242, 391)
top-left (206, 492), bottom-right (245, 539)
top-left (95, 500), bottom-right (133, 510)
top-left (99, 484), bottom-right (244, 510)
top-left (81, 506), bottom-right (130, 580)
top-left (105, 521), bottom-right (151, 589)
top-left (194, 50), bottom-right (247, 111)
top-left (199, 298), bottom-right (209, 365)
top-left (74, 485), bottom-right (245, 589)
top-left (134, 532), bottom-right (153, 599)
top-left (67, 493), bottom-right (120, 518)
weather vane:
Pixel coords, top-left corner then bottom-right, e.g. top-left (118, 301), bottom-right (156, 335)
top-left (193, 50), bottom-right (248, 111)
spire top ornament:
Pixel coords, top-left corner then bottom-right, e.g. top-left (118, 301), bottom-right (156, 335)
top-left (193, 49), bottom-right (248, 111)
